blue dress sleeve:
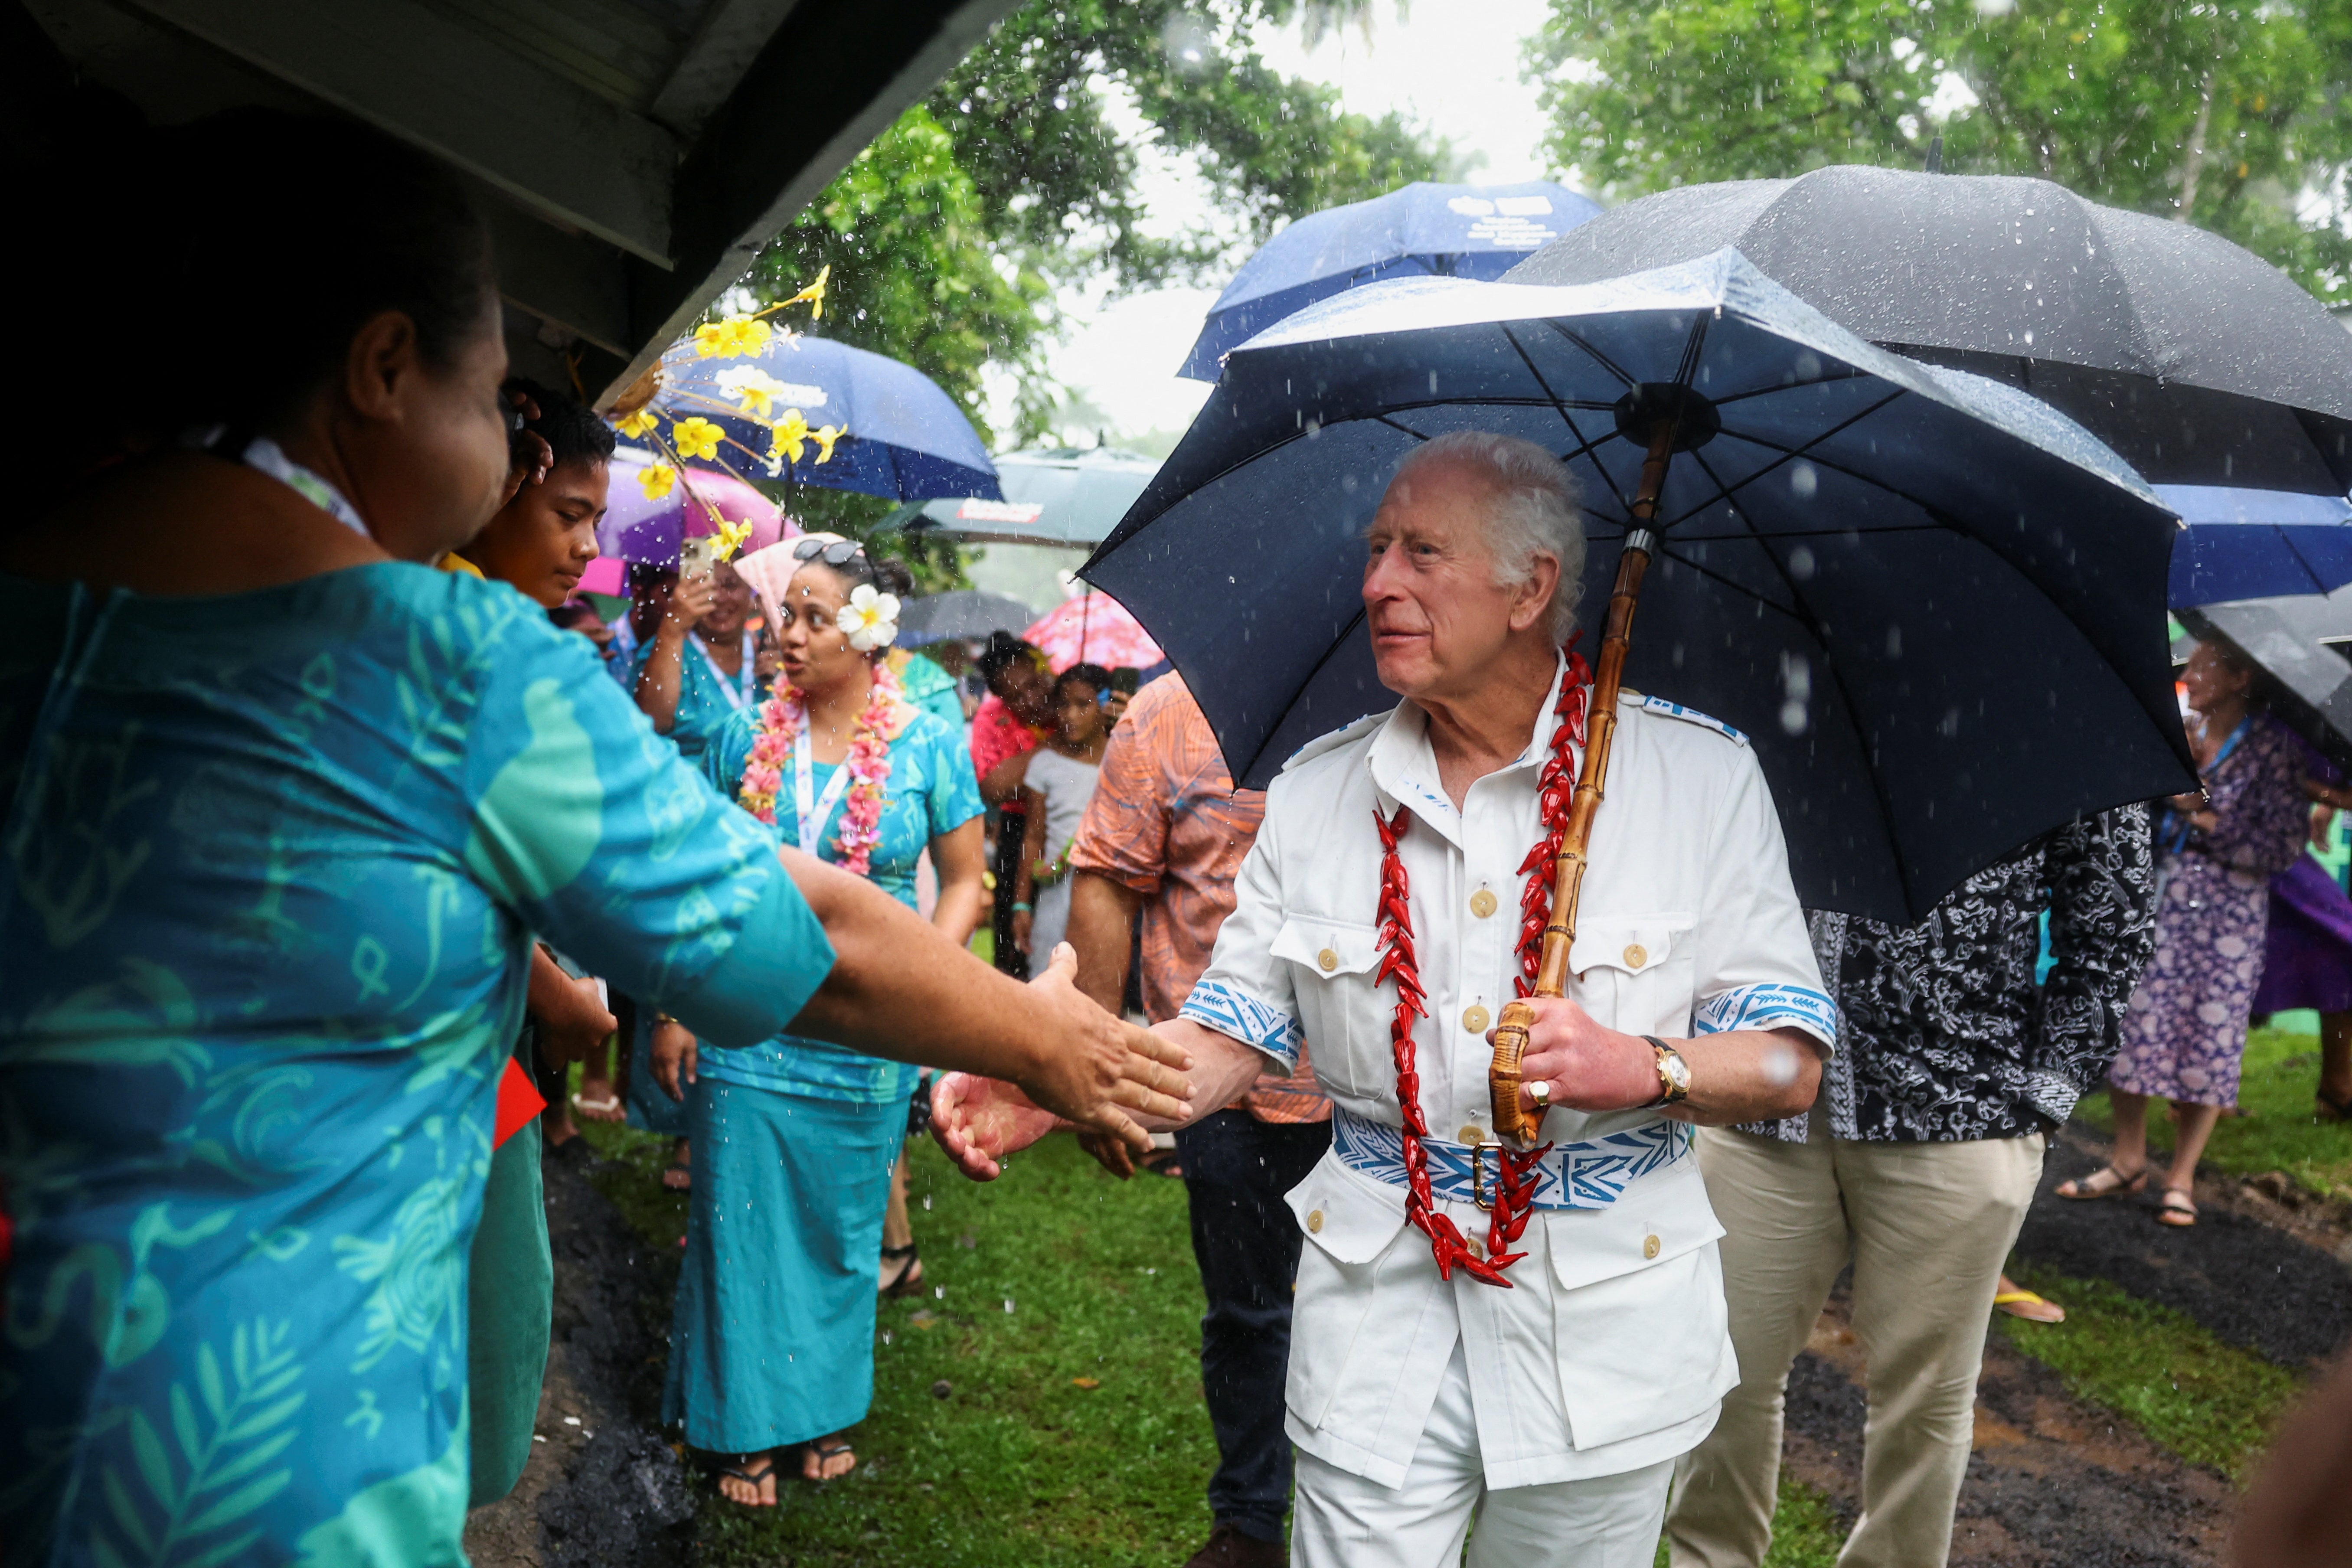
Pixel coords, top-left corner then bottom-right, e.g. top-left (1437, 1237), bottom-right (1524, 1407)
top-left (460, 611), bottom-right (829, 1049)
top-left (927, 716), bottom-right (983, 839)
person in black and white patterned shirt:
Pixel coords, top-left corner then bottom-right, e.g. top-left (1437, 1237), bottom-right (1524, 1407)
top-left (1666, 804), bottom-right (2155, 1568)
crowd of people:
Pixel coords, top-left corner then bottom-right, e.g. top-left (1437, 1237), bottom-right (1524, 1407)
top-left (3, 104), bottom-right (2349, 1568)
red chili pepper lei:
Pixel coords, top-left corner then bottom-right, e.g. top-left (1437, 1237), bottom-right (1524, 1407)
top-left (1373, 648), bottom-right (1591, 1287)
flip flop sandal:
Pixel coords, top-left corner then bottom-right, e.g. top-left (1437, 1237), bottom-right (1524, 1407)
top-left (2156, 1188), bottom-right (2199, 1227)
top-left (1993, 1288), bottom-right (2066, 1324)
top-left (2054, 1164), bottom-right (2148, 1201)
top-left (717, 1456), bottom-right (776, 1506)
top-left (878, 1242), bottom-right (925, 1298)
top-left (802, 1439), bottom-right (856, 1483)
top-left (571, 1091), bottom-right (625, 1122)
top-left (661, 1158), bottom-right (692, 1192)
top-left (2317, 1088), bottom-right (2352, 1122)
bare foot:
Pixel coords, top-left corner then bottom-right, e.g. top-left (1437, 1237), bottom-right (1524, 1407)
top-left (801, 1431), bottom-right (856, 1482)
top-left (662, 1138), bottom-right (692, 1191)
top-left (717, 1449), bottom-right (778, 1506)
top-left (1993, 1273), bottom-right (2065, 1323)
top-left (572, 1080), bottom-right (626, 1123)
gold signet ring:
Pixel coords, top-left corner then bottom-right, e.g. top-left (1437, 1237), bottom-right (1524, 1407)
top-left (1528, 1078), bottom-right (1552, 1108)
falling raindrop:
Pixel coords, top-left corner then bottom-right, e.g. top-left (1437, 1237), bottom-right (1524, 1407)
top-left (1790, 461), bottom-right (1818, 499)
top-left (1788, 546), bottom-right (1816, 581)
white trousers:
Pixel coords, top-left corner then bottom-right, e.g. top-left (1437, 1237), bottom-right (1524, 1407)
top-left (1293, 1343), bottom-right (1677, 1568)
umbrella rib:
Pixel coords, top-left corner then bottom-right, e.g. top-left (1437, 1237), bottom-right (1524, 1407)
top-left (1671, 314), bottom-right (1710, 390)
top-left (1659, 387), bottom-right (1913, 532)
top-left (1536, 320), bottom-right (1640, 388)
top-left (1685, 444), bottom-right (1912, 898)
top-left (1499, 325), bottom-right (1640, 517)
top-left (1708, 365), bottom-right (1875, 408)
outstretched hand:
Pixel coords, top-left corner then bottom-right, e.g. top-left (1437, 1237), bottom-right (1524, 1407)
top-left (929, 941), bottom-right (1192, 1180)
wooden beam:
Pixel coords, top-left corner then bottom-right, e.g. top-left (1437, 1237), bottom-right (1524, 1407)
top-left (124, 0), bottom-right (679, 265)
top-left (647, 0), bottom-right (806, 140)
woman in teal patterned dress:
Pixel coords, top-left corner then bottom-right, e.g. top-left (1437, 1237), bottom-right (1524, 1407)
top-left (655, 544), bottom-right (986, 1500)
top-left (0, 112), bottom-right (1183, 1567)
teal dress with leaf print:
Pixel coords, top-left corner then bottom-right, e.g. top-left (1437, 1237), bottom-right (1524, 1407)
top-left (0, 563), bottom-right (833, 1567)
top-left (699, 700), bottom-right (983, 1103)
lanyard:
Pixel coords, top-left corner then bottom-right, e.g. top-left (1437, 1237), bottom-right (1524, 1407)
top-left (792, 709), bottom-right (858, 859)
top-left (689, 631), bottom-right (758, 710)
top-left (2160, 715), bottom-right (2250, 856)
top-left (240, 436), bottom-right (369, 536)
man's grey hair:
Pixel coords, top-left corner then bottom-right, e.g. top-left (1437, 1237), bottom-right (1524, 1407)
top-left (1389, 430), bottom-right (1586, 640)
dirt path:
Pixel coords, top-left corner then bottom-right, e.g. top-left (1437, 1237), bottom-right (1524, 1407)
top-left (463, 1143), bottom-right (692, 1568)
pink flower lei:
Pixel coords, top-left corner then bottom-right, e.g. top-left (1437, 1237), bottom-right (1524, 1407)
top-left (738, 662), bottom-right (908, 877)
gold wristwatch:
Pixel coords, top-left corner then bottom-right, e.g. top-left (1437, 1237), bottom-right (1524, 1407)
top-left (1643, 1036), bottom-right (1692, 1107)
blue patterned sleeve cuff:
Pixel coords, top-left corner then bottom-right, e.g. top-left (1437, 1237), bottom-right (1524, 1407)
top-left (1179, 980), bottom-right (1305, 1071)
top-left (1693, 983), bottom-right (1838, 1051)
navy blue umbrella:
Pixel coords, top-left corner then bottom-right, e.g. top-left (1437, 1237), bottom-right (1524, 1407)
top-left (1177, 181), bottom-right (1601, 382)
top-left (635, 334), bottom-right (1000, 502)
top-left (1088, 250), bottom-right (2195, 922)
top-left (2163, 485), bottom-right (2352, 608)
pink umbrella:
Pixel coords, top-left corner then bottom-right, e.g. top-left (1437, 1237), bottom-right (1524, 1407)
top-left (601, 447), bottom-right (795, 566)
top-left (1022, 591), bottom-right (1164, 673)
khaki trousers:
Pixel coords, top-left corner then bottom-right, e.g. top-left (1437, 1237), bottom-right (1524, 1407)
top-left (1665, 1124), bottom-right (2045, 1568)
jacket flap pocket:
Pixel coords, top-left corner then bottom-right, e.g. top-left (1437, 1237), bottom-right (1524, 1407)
top-left (1569, 912), bottom-right (1696, 978)
top-left (1272, 914), bottom-right (1384, 980)
top-left (1544, 1159), bottom-right (1724, 1291)
top-left (1287, 1151), bottom-right (1411, 1265)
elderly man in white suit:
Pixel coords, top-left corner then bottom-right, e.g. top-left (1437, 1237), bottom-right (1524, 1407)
top-left (934, 429), bottom-right (1833, 1568)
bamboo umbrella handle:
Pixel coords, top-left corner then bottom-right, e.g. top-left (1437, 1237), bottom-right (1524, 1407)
top-left (1489, 417), bottom-right (1678, 1144)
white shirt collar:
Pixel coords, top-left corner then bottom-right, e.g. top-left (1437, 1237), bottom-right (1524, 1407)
top-left (1363, 651), bottom-right (1575, 849)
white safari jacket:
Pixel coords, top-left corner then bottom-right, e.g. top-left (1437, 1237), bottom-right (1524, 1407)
top-left (1182, 657), bottom-right (1834, 1490)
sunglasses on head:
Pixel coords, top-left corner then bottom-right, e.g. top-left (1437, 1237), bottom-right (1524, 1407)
top-left (792, 538), bottom-right (866, 566)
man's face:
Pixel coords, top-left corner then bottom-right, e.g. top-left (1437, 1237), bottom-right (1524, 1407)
top-left (468, 457), bottom-right (608, 608)
top-left (1362, 457), bottom-right (1544, 702)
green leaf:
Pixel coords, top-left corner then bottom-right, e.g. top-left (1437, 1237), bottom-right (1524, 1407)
top-left (170, 1384), bottom-right (203, 1467)
top-left (197, 1343), bottom-right (228, 1424)
top-left (128, 1409), bottom-right (176, 1512)
top-left (246, 1365), bottom-right (301, 1404)
top-left (177, 1529), bottom-right (265, 1568)
top-left (181, 1469), bottom-right (290, 1535)
top-left (197, 1428), bottom-right (297, 1491)
top-left (230, 1322), bottom-right (249, 1386)
top-left (222, 1393), bottom-right (304, 1443)
top-left (100, 1467), bottom-right (156, 1557)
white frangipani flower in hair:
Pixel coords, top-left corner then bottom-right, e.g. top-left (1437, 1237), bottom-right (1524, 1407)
top-left (836, 584), bottom-right (900, 652)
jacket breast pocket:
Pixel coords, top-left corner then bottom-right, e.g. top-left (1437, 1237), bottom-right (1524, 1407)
top-left (1568, 912), bottom-right (1697, 1039)
top-left (1270, 913), bottom-right (1387, 1099)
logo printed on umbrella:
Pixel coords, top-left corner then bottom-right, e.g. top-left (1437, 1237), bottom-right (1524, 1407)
top-left (956, 500), bottom-right (1047, 524)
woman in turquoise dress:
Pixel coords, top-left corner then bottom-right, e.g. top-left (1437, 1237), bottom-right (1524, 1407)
top-left (0, 111), bottom-right (1182, 1567)
top-left (657, 542), bottom-right (986, 1501)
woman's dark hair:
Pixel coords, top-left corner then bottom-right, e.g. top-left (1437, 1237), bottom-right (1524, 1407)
top-left (977, 632), bottom-right (1044, 688)
top-left (1056, 663), bottom-right (1114, 699)
top-left (161, 109), bottom-right (497, 432)
top-left (506, 377), bottom-right (616, 473)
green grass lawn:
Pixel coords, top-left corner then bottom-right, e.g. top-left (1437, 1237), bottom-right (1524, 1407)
top-left (1996, 1263), bottom-right (2306, 1482)
top-left (576, 1108), bottom-right (1850, 1565)
top-left (2073, 1026), bottom-right (2352, 1197)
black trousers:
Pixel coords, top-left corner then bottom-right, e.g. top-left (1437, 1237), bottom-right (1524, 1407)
top-left (990, 804), bottom-right (1029, 980)
top-left (1173, 1108), bottom-right (1333, 1543)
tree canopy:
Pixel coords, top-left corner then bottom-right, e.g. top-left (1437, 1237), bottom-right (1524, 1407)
top-left (1528, 0), bottom-right (2352, 305)
top-left (749, 0), bottom-right (1450, 448)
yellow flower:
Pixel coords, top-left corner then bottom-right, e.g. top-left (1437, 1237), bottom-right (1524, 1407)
top-left (671, 418), bottom-right (724, 461)
top-left (716, 366), bottom-right (788, 418)
top-left (778, 264), bottom-right (831, 321)
top-left (614, 408), bottom-right (660, 439)
top-left (639, 462), bottom-right (677, 500)
top-left (712, 515), bottom-right (756, 561)
top-left (811, 424), bottom-right (844, 465)
top-left (770, 409), bottom-right (811, 467)
top-left (692, 316), bottom-right (773, 358)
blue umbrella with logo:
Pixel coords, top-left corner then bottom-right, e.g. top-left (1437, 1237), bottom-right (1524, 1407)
top-left (630, 334), bottom-right (1000, 502)
top-left (2163, 485), bottom-right (2352, 608)
top-left (1089, 249), bottom-right (2195, 924)
top-left (1177, 181), bottom-right (1602, 382)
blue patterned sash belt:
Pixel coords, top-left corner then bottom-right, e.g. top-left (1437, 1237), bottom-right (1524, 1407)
top-left (1331, 1105), bottom-right (1692, 1209)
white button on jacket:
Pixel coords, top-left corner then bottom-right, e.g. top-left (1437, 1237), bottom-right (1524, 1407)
top-left (1182, 656), bottom-right (1836, 1491)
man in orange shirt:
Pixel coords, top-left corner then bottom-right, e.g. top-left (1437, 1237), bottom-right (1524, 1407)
top-left (1066, 673), bottom-right (1329, 1568)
